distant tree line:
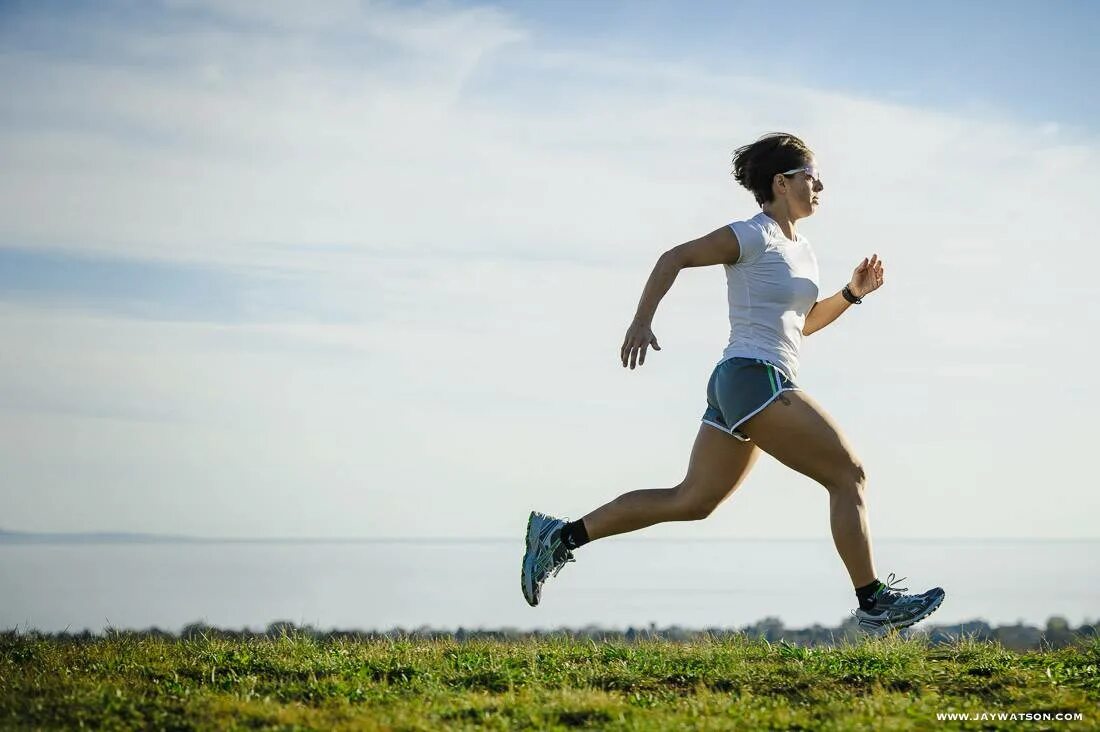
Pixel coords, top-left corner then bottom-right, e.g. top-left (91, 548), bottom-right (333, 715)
top-left (5, 616), bottom-right (1096, 651)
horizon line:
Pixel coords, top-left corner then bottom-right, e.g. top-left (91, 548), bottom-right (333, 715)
top-left (1, 528), bottom-right (1098, 544)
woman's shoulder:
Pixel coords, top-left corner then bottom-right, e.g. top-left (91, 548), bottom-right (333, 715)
top-left (729, 210), bottom-right (769, 228)
top-left (727, 211), bottom-right (772, 240)
top-left (726, 213), bottom-right (772, 265)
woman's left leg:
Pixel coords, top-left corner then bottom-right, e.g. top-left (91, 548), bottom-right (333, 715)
top-left (581, 423), bottom-right (761, 541)
top-left (521, 424), bottom-right (758, 606)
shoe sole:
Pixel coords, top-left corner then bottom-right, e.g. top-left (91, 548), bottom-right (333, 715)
top-left (521, 511), bottom-right (540, 607)
top-left (860, 591), bottom-right (945, 636)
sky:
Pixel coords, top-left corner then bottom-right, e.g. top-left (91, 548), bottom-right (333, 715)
top-left (1, 0), bottom-right (1098, 541)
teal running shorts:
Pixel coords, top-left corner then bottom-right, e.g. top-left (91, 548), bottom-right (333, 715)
top-left (701, 357), bottom-right (799, 442)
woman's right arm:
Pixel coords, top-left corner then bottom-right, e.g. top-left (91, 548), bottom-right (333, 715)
top-left (620, 226), bottom-right (741, 369)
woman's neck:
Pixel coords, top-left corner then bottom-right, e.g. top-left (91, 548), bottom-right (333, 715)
top-left (761, 203), bottom-right (798, 241)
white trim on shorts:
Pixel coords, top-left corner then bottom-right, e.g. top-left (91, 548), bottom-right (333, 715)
top-left (702, 386), bottom-right (801, 442)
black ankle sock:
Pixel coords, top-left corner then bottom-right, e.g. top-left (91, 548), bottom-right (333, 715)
top-left (855, 579), bottom-right (884, 611)
top-left (558, 519), bottom-right (590, 550)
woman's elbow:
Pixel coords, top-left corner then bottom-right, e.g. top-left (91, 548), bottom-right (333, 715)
top-left (657, 248), bottom-right (687, 273)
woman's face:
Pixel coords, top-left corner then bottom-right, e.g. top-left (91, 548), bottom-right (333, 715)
top-left (777, 158), bottom-right (824, 218)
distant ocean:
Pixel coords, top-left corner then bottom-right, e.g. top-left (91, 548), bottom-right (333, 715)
top-left (2, 539), bottom-right (1097, 634)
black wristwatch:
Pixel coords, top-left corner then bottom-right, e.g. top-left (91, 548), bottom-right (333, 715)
top-left (842, 284), bottom-right (863, 304)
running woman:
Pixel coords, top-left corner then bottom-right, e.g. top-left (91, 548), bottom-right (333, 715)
top-left (521, 133), bottom-right (944, 634)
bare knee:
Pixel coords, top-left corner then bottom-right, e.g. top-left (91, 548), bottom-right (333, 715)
top-left (670, 482), bottom-right (719, 521)
top-left (825, 460), bottom-right (867, 499)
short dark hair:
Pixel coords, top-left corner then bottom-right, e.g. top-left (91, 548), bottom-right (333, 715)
top-left (731, 133), bottom-right (814, 205)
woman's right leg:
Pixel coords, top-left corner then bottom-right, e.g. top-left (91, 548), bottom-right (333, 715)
top-left (737, 389), bottom-right (877, 588)
top-left (581, 423), bottom-right (761, 541)
top-left (736, 389), bottom-right (946, 631)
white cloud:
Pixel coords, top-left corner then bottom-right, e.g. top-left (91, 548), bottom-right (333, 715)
top-left (0, 1), bottom-right (1097, 538)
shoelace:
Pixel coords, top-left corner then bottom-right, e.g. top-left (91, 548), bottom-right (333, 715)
top-left (851, 572), bottom-right (912, 620)
top-left (549, 549), bottom-right (575, 578)
top-left (875, 572), bottom-right (910, 604)
top-left (534, 530), bottom-right (574, 582)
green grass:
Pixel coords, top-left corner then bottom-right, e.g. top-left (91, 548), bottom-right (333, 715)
top-left (2, 631), bottom-right (1097, 730)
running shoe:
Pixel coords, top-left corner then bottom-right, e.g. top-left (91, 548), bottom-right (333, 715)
top-left (853, 573), bottom-right (945, 635)
top-left (521, 511), bottom-right (574, 607)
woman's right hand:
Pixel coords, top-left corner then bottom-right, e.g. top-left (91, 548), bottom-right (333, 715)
top-left (620, 318), bottom-right (661, 369)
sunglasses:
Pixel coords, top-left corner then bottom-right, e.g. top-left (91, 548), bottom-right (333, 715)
top-left (781, 165), bottom-right (823, 185)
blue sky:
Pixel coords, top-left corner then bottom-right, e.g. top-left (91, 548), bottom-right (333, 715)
top-left (503, 0), bottom-right (1100, 129)
top-left (0, 0), bottom-right (1097, 541)
top-left (4, 1), bottom-right (1099, 128)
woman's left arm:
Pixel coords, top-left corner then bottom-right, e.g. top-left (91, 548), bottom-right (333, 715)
top-left (803, 254), bottom-right (885, 336)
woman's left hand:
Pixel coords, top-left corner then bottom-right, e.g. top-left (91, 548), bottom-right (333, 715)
top-left (849, 254), bottom-right (885, 298)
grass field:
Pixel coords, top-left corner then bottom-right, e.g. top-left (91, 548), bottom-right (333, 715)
top-left (2, 631), bottom-right (1096, 730)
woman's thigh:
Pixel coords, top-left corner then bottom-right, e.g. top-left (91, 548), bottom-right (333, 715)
top-left (738, 390), bottom-right (863, 490)
top-left (678, 424), bottom-right (761, 511)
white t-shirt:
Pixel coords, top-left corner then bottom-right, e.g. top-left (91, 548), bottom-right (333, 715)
top-left (720, 211), bottom-right (820, 380)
